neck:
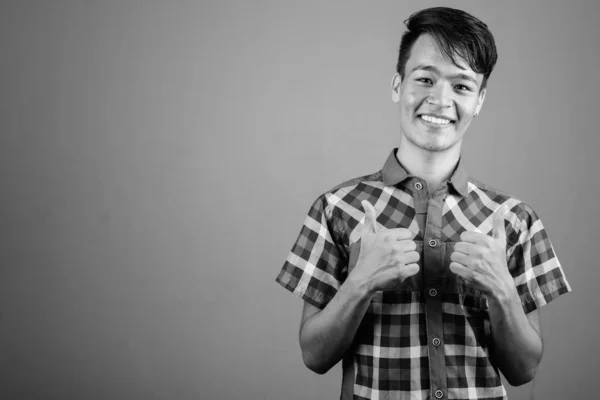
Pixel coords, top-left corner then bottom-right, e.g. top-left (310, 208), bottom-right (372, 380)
top-left (396, 138), bottom-right (461, 193)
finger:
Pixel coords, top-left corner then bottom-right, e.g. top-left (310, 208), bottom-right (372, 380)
top-left (453, 242), bottom-right (473, 255)
top-left (450, 251), bottom-right (470, 266)
top-left (402, 263), bottom-right (420, 279)
top-left (493, 205), bottom-right (508, 241)
top-left (390, 239), bottom-right (417, 253)
top-left (384, 228), bottom-right (415, 241)
top-left (449, 261), bottom-right (471, 278)
top-left (459, 230), bottom-right (484, 244)
top-left (361, 200), bottom-right (378, 234)
top-left (398, 240), bottom-right (417, 252)
top-left (402, 250), bottom-right (420, 264)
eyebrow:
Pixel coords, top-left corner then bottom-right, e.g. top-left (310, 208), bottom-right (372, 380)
top-left (410, 64), bottom-right (479, 86)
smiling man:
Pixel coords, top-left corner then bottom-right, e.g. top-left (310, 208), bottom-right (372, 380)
top-left (276, 7), bottom-right (570, 400)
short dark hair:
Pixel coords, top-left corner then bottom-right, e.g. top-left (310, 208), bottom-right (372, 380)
top-left (396, 7), bottom-right (498, 90)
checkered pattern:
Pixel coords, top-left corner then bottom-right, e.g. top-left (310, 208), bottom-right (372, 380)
top-left (276, 152), bottom-right (570, 400)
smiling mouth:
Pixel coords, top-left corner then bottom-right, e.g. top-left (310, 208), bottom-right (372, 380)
top-left (419, 114), bottom-right (455, 126)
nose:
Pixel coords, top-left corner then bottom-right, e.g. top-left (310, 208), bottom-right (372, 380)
top-left (426, 82), bottom-right (452, 108)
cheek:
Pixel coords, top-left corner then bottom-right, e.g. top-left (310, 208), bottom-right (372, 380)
top-left (455, 104), bottom-right (475, 123)
top-left (402, 90), bottom-right (423, 112)
top-left (457, 98), bottom-right (481, 120)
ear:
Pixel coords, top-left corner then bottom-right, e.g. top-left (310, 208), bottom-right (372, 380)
top-left (391, 73), bottom-right (402, 104)
top-left (474, 88), bottom-right (486, 116)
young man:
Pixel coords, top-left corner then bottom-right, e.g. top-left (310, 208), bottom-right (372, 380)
top-left (276, 7), bottom-right (570, 400)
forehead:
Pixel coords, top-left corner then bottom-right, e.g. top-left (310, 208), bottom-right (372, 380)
top-left (405, 34), bottom-right (481, 81)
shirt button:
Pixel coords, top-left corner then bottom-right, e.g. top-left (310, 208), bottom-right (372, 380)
top-left (429, 288), bottom-right (438, 297)
top-left (432, 337), bottom-right (441, 347)
top-left (428, 239), bottom-right (438, 247)
top-left (435, 389), bottom-right (444, 399)
top-left (415, 182), bottom-right (423, 190)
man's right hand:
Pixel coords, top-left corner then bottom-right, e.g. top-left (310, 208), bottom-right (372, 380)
top-left (348, 200), bottom-right (420, 293)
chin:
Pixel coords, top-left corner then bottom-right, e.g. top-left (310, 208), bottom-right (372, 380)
top-left (423, 143), bottom-right (451, 152)
top-left (414, 136), bottom-right (460, 152)
top-left (413, 134), bottom-right (453, 150)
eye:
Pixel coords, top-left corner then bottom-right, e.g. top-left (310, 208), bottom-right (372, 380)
top-left (416, 78), bottom-right (433, 85)
top-left (454, 84), bottom-right (472, 92)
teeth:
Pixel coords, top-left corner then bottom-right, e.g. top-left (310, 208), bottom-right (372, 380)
top-left (421, 115), bottom-right (451, 125)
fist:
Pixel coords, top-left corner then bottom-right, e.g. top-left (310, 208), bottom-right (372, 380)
top-left (348, 200), bottom-right (420, 293)
top-left (449, 205), bottom-right (515, 297)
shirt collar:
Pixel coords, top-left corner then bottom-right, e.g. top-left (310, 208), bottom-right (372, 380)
top-left (381, 148), bottom-right (469, 197)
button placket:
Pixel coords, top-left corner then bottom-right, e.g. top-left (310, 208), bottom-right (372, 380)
top-left (422, 189), bottom-right (447, 400)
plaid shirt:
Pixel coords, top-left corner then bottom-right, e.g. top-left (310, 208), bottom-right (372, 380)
top-left (276, 149), bottom-right (571, 400)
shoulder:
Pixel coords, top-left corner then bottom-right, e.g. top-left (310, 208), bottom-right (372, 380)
top-left (316, 170), bottom-right (384, 213)
top-left (467, 177), bottom-right (542, 232)
top-left (304, 170), bottom-right (384, 227)
top-left (327, 170), bottom-right (384, 193)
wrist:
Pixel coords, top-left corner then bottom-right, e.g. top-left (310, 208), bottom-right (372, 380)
top-left (488, 281), bottom-right (520, 309)
top-left (344, 270), bottom-right (376, 299)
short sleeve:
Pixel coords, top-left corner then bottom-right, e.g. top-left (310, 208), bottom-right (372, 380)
top-left (275, 195), bottom-right (347, 309)
top-left (507, 204), bottom-right (571, 314)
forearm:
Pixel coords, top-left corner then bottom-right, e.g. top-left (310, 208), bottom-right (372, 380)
top-left (487, 287), bottom-right (543, 386)
top-left (299, 277), bottom-right (374, 374)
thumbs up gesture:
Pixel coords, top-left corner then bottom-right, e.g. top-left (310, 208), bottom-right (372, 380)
top-left (347, 200), bottom-right (420, 293)
top-left (449, 205), bottom-right (515, 297)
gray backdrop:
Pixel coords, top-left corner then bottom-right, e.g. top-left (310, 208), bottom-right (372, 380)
top-left (0, 1), bottom-right (597, 399)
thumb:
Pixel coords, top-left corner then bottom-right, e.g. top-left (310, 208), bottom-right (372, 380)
top-left (361, 200), bottom-right (378, 234)
top-left (492, 205), bottom-right (508, 241)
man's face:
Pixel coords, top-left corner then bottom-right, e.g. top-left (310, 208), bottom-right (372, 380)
top-left (392, 34), bottom-right (486, 153)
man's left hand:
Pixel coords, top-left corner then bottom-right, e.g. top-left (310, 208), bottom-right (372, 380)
top-left (449, 206), bottom-right (515, 298)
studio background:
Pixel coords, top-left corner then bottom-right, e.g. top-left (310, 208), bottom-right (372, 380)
top-left (0, 1), bottom-right (597, 399)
